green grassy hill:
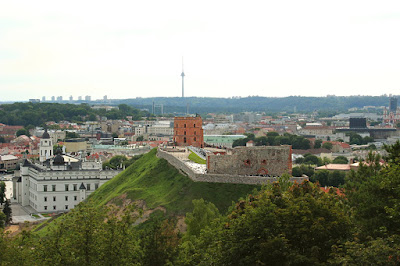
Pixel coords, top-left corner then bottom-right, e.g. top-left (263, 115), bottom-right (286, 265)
top-left (88, 149), bottom-right (259, 214)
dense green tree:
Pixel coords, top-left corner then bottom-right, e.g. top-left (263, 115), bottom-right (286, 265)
top-left (0, 102), bottom-right (148, 127)
top-left (0, 181), bottom-right (5, 206)
top-left (311, 170), bottom-right (346, 187)
top-left (314, 139), bottom-right (322, 149)
top-left (2, 200), bottom-right (12, 225)
top-left (331, 236), bottom-right (400, 265)
top-left (266, 131), bottom-right (279, 137)
top-left (333, 155), bottom-right (349, 164)
top-left (345, 146), bottom-right (400, 238)
top-left (0, 212), bottom-right (5, 228)
top-left (140, 217), bottom-right (180, 266)
top-left (322, 142), bottom-right (333, 150)
top-left (178, 181), bottom-right (352, 265)
top-left (185, 199), bottom-right (220, 238)
top-left (303, 154), bottom-right (321, 165)
top-left (16, 128), bottom-right (29, 137)
top-left (292, 164), bottom-right (314, 177)
top-left (65, 131), bottom-right (80, 138)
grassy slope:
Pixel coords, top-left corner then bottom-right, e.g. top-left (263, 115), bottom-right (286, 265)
top-left (89, 149), bottom-right (259, 215)
top-left (188, 152), bottom-right (206, 164)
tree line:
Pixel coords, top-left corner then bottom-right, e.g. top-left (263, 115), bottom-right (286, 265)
top-left (0, 102), bottom-right (149, 127)
top-left (233, 132), bottom-right (311, 150)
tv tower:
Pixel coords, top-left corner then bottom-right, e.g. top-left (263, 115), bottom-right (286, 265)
top-left (181, 57), bottom-right (185, 98)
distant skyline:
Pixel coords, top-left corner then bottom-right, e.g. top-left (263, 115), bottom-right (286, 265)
top-left (1, 1), bottom-right (400, 101)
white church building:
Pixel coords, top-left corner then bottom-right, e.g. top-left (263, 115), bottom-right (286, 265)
top-left (12, 129), bottom-right (122, 213)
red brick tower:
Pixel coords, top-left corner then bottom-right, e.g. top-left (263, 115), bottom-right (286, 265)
top-left (174, 115), bottom-right (204, 148)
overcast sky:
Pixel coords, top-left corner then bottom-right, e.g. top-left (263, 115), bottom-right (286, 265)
top-left (1, 1), bottom-right (400, 101)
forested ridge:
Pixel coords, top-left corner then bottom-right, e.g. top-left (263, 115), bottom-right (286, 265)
top-left (2, 143), bottom-right (400, 265)
top-left (117, 95), bottom-right (394, 113)
top-left (0, 102), bottom-right (148, 126)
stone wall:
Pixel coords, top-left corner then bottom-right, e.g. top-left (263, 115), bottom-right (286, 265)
top-left (207, 146), bottom-right (292, 176)
top-left (157, 148), bottom-right (306, 186)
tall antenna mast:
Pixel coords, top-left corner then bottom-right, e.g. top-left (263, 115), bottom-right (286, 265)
top-left (181, 57), bottom-right (185, 98)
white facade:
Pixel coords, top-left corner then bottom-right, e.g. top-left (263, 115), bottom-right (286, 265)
top-left (13, 131), bottom-right (122, 213)
top-left (14, 160), bottom-right (121, 213)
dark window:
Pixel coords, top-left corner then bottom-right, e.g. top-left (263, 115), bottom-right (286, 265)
top-left (52, 185), bottom-right (56, 191)
top-left (53, 206), bottom-right (56, 210)
top-left (194, 131), bottom-right (196, 135)
top-left (194, 137), bottom-right (197, 141)
top-left (44, 206), bottom-right (47, 210)
top-left (244, 159), bottom-right (251, 166)
top-left (73, 184), bottom-right (77, 191)
top-left (44, 185), bottom-right (47, 192)
top-left (261, 159), bottom-right (267, 164)
top-left (194, 124), bottom-right (196, 127)
top-left (95, 184), bottom-right (99, 190)
top-left (184, 124), bottom-right (186, 128)
top-left (65, 196), bottom-right (68, 201)
top-left (184, 137), bottom-right (186, 143)
top-left (65, 205), bottom-right (68, 210)
top-left (65, 184), bottom-right (69, 191)
top-left (53, 196), bottom-right (56, 201)
top-left (87, 184), bottom-right (91, 191)
top-left (74, 196), bottom-right (77, 201)
top-left (44, 197), bottom-right (47, 202)
top-left (184, 131), bottom-right (186, 135)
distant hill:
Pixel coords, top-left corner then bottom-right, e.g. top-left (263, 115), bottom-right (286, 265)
top-left (0, 102), bottom-right (148, 126)
top-left (88, 148), bottom-right (259, 215)
top-left (111, 95), bottom-right (396, 114)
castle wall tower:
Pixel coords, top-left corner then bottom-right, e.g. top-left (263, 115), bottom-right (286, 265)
top-left (173, 115), bottom-right (204, 148)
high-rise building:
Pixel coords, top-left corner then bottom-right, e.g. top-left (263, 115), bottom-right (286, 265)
top-left (383, 97), bottom-right (400, 125)
top-left (78, 96), bottom-right (82, 101)
top-left (389, 97), bottom-right (398, 113)
top-left (51, 96), bottom-right (55, 101)
top-left (42, 96), bottom-right (46, 102)
top-left (85, 95), bottom-right (91, 101)
top-left (103, 95), bottom-right (107, 101)
top-left (56, 96), bottom-right (63, 101)
top-left (69, 95), bottom-right (73, 101)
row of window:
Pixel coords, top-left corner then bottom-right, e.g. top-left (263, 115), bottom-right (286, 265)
top-left (43, 183), bottom-right (98, 192)
top-left (176, 131), bottom-right (198, 135)
top-left (44, 205), bottom-right (72, 211)
top-left (175, 123), bottom-right (197, 128)
top-left (44, 195), bottom-right (78, 202)
top-left (183, 137), bottom-right (196, 143)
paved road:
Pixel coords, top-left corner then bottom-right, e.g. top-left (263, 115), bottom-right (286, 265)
top-left (10, 203), bottom-right (49, 223)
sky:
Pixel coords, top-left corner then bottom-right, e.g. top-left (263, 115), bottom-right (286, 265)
top-left (1, 1), bottom-right (400, 101)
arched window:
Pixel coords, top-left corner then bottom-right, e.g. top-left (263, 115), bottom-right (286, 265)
top-left (184, 137), bottom-right (186, 143)
top-left (194, 137), bottom-right (197, 141)
top-left (184, 124), bottom-right (186, 128)
top-left (184, 131), bottom-right (186, 135)
top-left (194, 131), bottom-right (196, 135)
top-left (194, 124), bottom-right (196, 128)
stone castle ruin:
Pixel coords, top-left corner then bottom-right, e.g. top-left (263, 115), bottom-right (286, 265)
top-left (207, 146), bottom-right (292, 176)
